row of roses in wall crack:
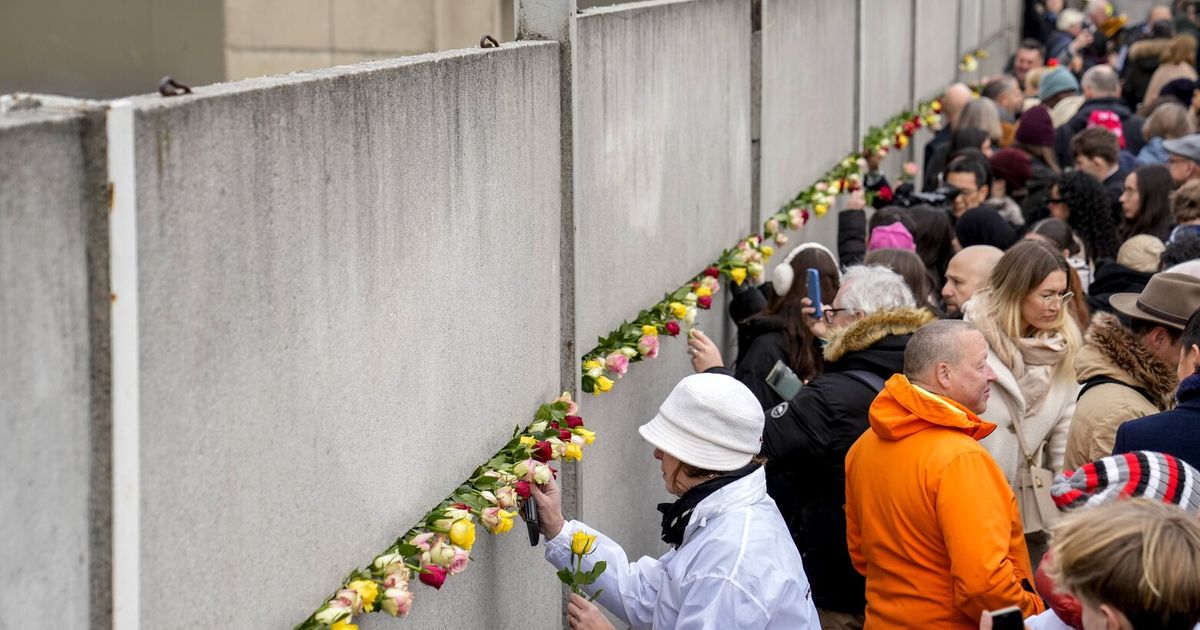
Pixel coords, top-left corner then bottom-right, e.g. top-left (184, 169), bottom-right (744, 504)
top-left (297, 89), bottom-right (950, 629)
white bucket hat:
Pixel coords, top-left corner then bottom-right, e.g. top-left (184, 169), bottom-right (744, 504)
top-left (638, 373), bottom-right (765, 471)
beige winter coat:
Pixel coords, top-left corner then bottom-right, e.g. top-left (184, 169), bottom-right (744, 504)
top-left (1064, 313), bottom-right (1177, 470)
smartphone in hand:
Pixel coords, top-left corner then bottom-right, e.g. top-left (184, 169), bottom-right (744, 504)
top-left (986, 606), bottom-right (1025, 630)
top-left (765, 360), bottom-right (804, 400)
top-left (807, 268), bottom-right (823, 319)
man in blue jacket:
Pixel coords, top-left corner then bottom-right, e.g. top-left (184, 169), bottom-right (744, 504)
top-left (1114, 306), bottom-right (1200, 469)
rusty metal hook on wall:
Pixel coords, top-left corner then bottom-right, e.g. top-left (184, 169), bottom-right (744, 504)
top-left (479, 35), bottom-right (500, 48)
top-left (158, 76), bottom-right (192, 97)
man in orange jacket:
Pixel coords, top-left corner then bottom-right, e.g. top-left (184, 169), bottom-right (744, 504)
top-left (845, 320), bottom-right (1045, 629)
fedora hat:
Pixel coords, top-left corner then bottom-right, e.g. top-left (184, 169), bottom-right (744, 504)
top-left (1110, 272), bottom-right (1200, 331)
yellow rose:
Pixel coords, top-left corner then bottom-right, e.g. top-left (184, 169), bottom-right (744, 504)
top-left (729, 268), bottom-right (747, 286)
top-left (519, 435), bottom-right (537, 447)
top-left (331, 622), bottom-right (358, 630)
top-left (814, 203), bottom-right (829, 216)
top-left (563, 443), bottom-right (583, 461)
top-left (574, 427), bottom-right (596, 444)
top-left (669, 302), bottom-right (688, 319)
top-left (571, 530), bottom-right (598, 556)
top-left (695, 286), bottom-right (712, 298)
top-left (348, 579), bottom-right (379, 613)
top-left (828, 180), bottom-right (841, 194)
top-left (641, 324), bottom-right (658, 337)
top-left (449, 519), bottom-right (476, 551)
top-left (583, 359), bottom-right (604, 378)
top-left (595, 376), bottom-right (614, 393)
top-left (760, 245), bottom-right (774, 259)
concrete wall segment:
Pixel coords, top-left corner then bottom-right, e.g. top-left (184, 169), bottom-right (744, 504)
top-left (115, 42), bottom-right (566, 628)
top-left (0, 105), bottom-right (110, 630)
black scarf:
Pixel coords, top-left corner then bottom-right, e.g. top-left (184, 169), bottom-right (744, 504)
top-left (657, 463), bottom-right (760, 547)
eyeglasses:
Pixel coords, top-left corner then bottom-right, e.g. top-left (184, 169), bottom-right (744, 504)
top-left (822, 307), bottom-right (852, 325)
top-left (1040, 291), bottom-right (1075, 308)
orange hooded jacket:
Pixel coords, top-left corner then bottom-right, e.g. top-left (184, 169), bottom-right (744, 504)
top-left (845, 374), bottom-right (1044, 629)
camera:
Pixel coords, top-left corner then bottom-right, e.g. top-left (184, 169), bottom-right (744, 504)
top-left (890, 182), bottom-right (961, 209)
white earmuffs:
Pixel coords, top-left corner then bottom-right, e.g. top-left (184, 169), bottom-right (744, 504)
top-left (772, 242), bottom-right (841, 296)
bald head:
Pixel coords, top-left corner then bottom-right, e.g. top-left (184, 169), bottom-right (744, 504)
top-left (1082, 65), bottom-right (1120, 98)
top-left (1149, 5), bottom-right (1172, 23)
top-left (904, 320), bottom-right (995, 414)
top-left (941, 246), bottom-right (1004, 313)
top-left (943, 83), bottom-right (973, 125)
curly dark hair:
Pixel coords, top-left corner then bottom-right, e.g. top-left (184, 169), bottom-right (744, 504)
top-left (1055, 171), bottom-right (1120, 262)
top-left (1162, 231), bottom-right (1200, 270)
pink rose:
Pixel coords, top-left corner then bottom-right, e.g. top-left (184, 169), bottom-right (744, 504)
top-left (903, 161), bottom-right (919, 177)
top-left (419, 565), bottom-right (447, 589)
top-left (448, 547), bottom-right (470, 574)
top-left (636, 334), bottom-right (659, 358)
top-left (665, 321), bottom-right (681, 336)
top-left (604, 353), bottom-right (629, 376)
top-left (382, 585), bottom-right (414, 617)
top-left (565, 415), bottom-right (583, 428)
top-left (514, 480), bottom-right (532, 498)
top-left (336, 588), bottom-right (362, 613)
top-left (383, 569), bottom-right (409, 589)
top-left (411, 532), bottom-right (435, 552)
top-left (494, 485), bottom-right (518, 509)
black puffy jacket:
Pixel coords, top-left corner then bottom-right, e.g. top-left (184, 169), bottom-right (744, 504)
top-left (759, 307), bottom-right (934, 613)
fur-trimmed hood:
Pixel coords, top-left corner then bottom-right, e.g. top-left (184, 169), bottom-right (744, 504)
top-left (1076, 312), bottom-right (1177, 407)
top-left (1129, 37), bottom-right (1172, 62)
top-left (823, 307), bottom-right (936, 363)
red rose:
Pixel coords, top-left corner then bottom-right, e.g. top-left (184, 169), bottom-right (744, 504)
top-left (420, 565), bottom-right (447, 589)
top-left (704, 266), bottom-right (720, 278)
top-left (565, 415), bottom-right (584, 428)
top-left (697, 295), bottom-right (713, 309)
top-left (514, 480), bottom-right (532, 498)
top-left (532, 440), bottom-right (554, 462)
top-left (452, 502), bottom-right (471, 512)
top-left (1047, 58), bottom-right (1059, 67)
top-left (665, 321), bottom-right (681, 336)
top-left (911, 115), bottom-right (922, 128)
top-left (559, 429), bottom-right (572, 441)
top-left (902, 121), bottom-right (915, 135)
top-left (801, 209), bottom-right (811, 223)
top-left (879, 185), bottom-right (894, 202)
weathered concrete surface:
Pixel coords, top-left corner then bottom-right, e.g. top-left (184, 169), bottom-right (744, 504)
top-left (573, 0), bottom-right (751, 562)
top-left (863, 0), bottom-right (915, 131)
top-left (759, 0), bottom-right (857, 254)
top-left (0, 105), bottom-right (109, 629)
top-left (119, 43), bottom-right (565, 629)
top-left (916, 0), bottom-right (960, 101)
top-left (959, 0), bottom-right (982, 57)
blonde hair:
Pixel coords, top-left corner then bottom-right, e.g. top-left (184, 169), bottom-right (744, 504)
top-left (1162, 35), bottom-right (1199, 66)
top-left (1024, 66), bottom-right (1051, 96)
top-left (982, 240), bottom-right (1082, 361)
top-left (1045, 499), bottom-right (1200, 630)
top-left (1174, 179), bottom-right (1200, 224)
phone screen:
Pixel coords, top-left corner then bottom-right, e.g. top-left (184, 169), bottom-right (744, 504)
top-left (987, 606), bottom-right (1025, 630)
top-left (765, 360), bottom-right (803, 400)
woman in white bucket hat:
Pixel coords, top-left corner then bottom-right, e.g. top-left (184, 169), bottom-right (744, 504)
top-left (531, 372), bottom-right (820, 630)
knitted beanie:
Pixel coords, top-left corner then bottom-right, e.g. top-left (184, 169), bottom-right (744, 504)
top-left (1015, 105), bottom-right (1055, 147)
top-left (1051, 451), bottom-right (1200, 514)
top-left (989, 148), bottom-right (1033, 190)
top-left (867, 223), bottom-right (916, 252)
top-left (1086, 109), bottom-right (1126, 148)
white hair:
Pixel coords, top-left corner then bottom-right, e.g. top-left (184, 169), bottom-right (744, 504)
top-left (839, 265), bottom-right (917, 315)
top-left (1058, 8), bottom-right (1085, 31)
top-left (1082, 65), bottom-right (1120, 96)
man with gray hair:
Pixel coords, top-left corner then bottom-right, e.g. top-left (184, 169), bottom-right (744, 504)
top-left (757, 264), bottom-right (935, 628)
top-left (844, 320), bottom-right (1045, 627)
top-left (1055, 64), bottom-right (1147, 164)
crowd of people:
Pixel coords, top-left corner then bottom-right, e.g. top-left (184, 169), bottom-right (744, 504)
top-left (525, 2), bottom-right (1200, 629)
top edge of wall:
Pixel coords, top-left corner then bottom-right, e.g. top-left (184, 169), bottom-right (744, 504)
top-left (114, 40), bottom-right (559, 110)
top-left (0, 94), bottom-right (106, 125)
top-left (578, 0), bottom-right (710, 19)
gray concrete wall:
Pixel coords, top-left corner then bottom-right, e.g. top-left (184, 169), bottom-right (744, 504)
top-left (573, 0), bottom-right (751, 562)
top-left (117, 43), bottom-right (565, 629)
top-left (863, 0), bottom-right (915, 131)
top-left (0, 105), bottom-right (109, 629)
top-left (759, 0), bottom-right (857, 254)
top-left (916, 0), bottom-right (960, 101)
top-left (0, 0), bottom-right (225, 99)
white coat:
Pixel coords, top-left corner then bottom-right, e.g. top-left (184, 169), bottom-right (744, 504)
top-left (544, 467), bottom-right (820, 629)
top-left (977, 346), bottom-right (1079, 485)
